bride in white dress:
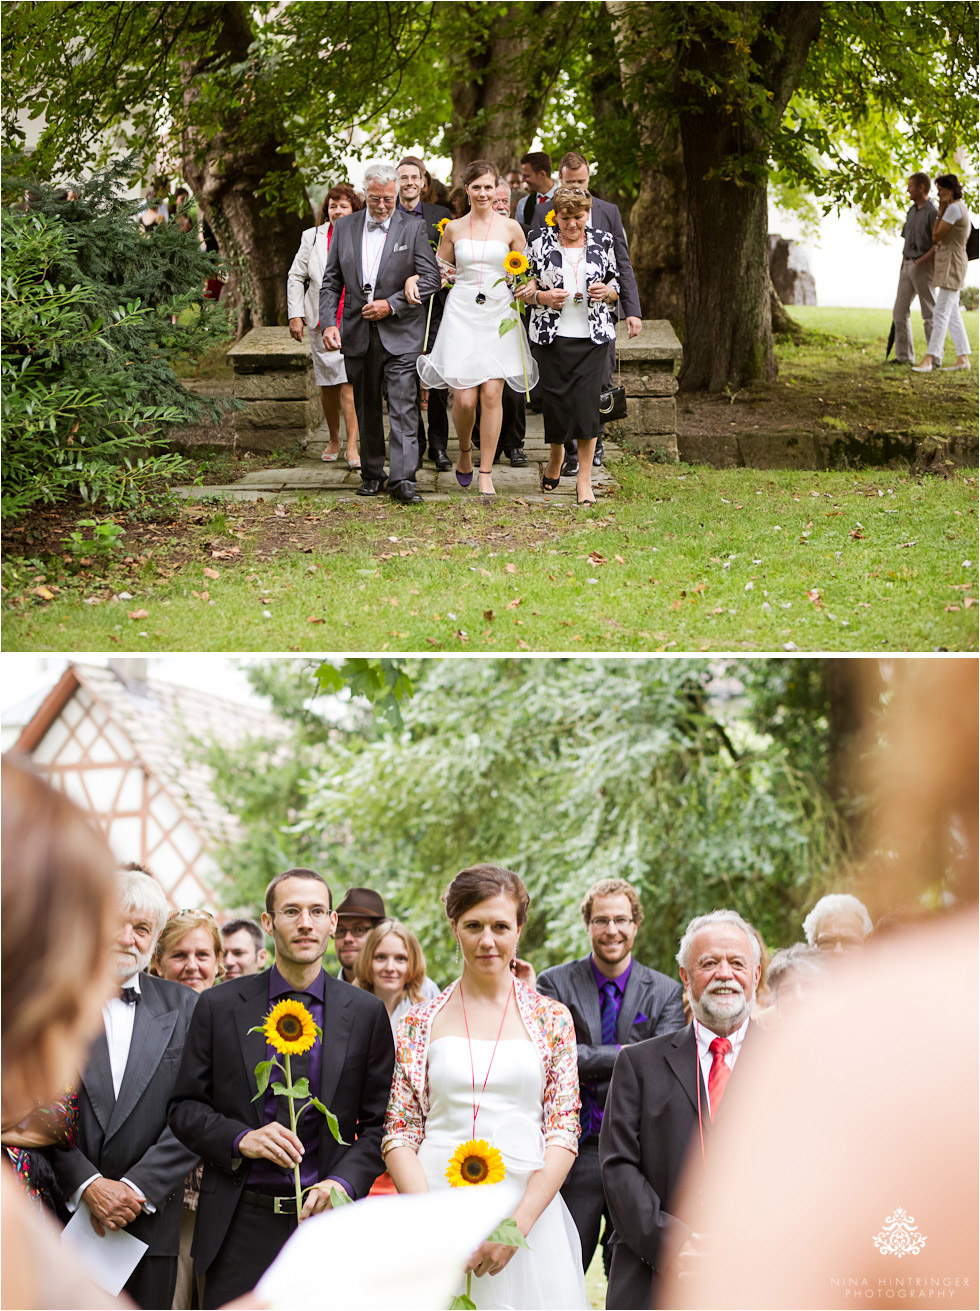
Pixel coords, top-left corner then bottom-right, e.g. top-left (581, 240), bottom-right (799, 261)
top-left (415, 162), bottom-right (539, 498)
top-left (382, 864), bottom-right (588, 1311)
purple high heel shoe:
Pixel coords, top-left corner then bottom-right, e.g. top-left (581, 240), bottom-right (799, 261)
top-left (455, 442), bottom-right (474, 488)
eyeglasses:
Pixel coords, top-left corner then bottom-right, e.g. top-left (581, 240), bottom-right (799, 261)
top-left (591, 916), bottom-right (634, 930)
top-left (333, 924), bottom-right (373, 939)
top-left (275, 906), bottom-right (332, 922)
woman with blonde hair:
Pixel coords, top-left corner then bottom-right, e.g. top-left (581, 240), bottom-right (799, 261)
top-left (354, 918), bottom-right (439, 1034)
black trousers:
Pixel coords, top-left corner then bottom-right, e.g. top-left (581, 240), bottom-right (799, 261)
top-left (417, 383), bottom-right (449, 455)
top-left (560, 1135), bottom-right (612, 1275)
top-left (125, 1253), bottom-right (178, 1311)
top-left (201, 1199), bottom-right (296, 1308)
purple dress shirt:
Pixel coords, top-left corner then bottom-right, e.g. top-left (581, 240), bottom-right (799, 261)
top-left (234, 966), bottom-right (349, 1195)
top-left (580, 956), bottom-right (633, 1138)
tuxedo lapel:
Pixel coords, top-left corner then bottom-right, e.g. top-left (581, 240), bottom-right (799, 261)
top-left (106, 978), bottom-right (178, 1141)
top-left (665, 1024), bottom-right (702, 1115)
top-left (80, 1029), bottom-right (114, 1136)
top-left (236, 975), bottom-right (272, 1123)
top-left (572, 956), bottom-right (603, 1044)
top-left (350, 210), bottom-right (366, 289)
top-left (617, 962), bottom-right (645, 1040)
top-left (317, 975), bottom-right (355, 1114)
top-left (374, 210), bottom-right (402, 285)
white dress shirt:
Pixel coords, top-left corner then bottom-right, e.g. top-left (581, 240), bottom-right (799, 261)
top-left (555, 248), bottom-right (591, 339)
top-left (694, 1012), bottom-right (750, 1118)
top-left (360, 217), bottom-right (389, 297)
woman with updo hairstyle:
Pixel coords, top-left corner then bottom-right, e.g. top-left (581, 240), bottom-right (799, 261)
top-left (287, 182), bottom-right (363, 466)
top-left (382, 864), bottom-right (588, 1309)
top-left (912, 173), bottom-right (973, 373)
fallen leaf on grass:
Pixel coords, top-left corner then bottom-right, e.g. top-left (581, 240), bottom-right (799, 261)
top-left (517, 639), bottom-right (531, 650)
top-left (614, 555), bottom-right (625, 565)
top-left (453, 630), bottom-right (469, 643)
top-left (128, 609), bottom-right (150, 620)
top-left (32, 586), bottom-right (54, 601)
top-left (211, 546), bottom-right (241, 559)
top-left (805, 589), bottom-right (823, 609)
top-left (588, 551), bottom-right (606, 565)
top-left (108, 634), bottom-right (121, 644)
top-left (506, 597), bottom-right (523, 610)
top-left (483, 609), bottom-right (495, 621)
top-left (849, 528), bottom-right (865, 540)
top-left (307, 616), bottom-right (324, 624)
top-left (505, 563), bottom-right (517, 574)
top-left (965, 598), bottom-right (977, 608)
top-left (898, 541), bottom-right (917, 549)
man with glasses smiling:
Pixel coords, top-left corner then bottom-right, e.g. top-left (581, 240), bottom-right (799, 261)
top-left (536, 878), bottom-right (684, 1275)
top-left (169, 867), bottom-right (394, 1306)
top-left (332, 886), bottom-right (386, 984)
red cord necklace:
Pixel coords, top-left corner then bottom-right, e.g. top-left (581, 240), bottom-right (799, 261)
top-left (458, 978), bottom-right (512, 1139)
top-left (470, 211), bottom-right (495, 305)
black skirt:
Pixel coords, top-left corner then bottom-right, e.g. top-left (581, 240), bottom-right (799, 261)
top-left (535, 335), bottom-right (604, 444)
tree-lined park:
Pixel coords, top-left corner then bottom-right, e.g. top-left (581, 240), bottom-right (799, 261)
top-left (2, 2), bottom-right (977, 652)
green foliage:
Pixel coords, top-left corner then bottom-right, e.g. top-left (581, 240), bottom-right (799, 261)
top-left (66, 518), bottom-right (126, 559)
top-left (202, 660), bottom-right (850, 979)
top-left (0, 157), bottom-right (229, 520)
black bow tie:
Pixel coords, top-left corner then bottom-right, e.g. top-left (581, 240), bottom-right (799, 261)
top-left (121, 987), bottom-right (140, 1006)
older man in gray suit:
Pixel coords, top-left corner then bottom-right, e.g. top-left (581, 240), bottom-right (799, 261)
top-left (52, 867), bottom-right (198, 1309)
top-left (320, 162), bottom-right (441, 505)
top-left (536, 878), bottom-right (684, 1275)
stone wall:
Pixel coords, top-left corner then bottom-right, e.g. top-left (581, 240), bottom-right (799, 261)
top-left (226, 328), bottom-right (321, 453)
top-left (604, 321), bottom-right (684, 459)
top-left (769, 235), bottom-right (817, 306)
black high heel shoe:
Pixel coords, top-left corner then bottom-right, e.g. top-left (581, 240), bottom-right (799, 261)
top-left (455, 442), bottom-right (474, 488)
top-left (542, 474), bottom-right (561, 492)
top-left (478, 469), bottom-right (496, 498)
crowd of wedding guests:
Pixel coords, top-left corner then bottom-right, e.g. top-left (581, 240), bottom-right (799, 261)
top-left (3, 747), bottom-right (922, 1310)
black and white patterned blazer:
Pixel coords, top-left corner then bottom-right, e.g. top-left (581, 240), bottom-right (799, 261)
top-left (525, 226), bottom-right (619, 346)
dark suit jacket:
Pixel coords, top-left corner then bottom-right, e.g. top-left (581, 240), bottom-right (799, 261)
top-left (168, 967), bottom-right (394, 1272)
top-left (319, 207), bottom-right (440, 358)
top-left (598, 1023), bottom-right (759, 1309)
top-left (536, 955), bottom-right (685, 1117)
top-left (399, 200), bottom-right (452, 337)
top-left (529, 194), bottom-right (642, 320)
top-left (52, 973), bottom-right (199, 1256)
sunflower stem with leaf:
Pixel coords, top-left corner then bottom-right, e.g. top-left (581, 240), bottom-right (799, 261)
top-left (424, 216), bottom-right (451, 350)
top-left (494, 250), bottom-right (533, 399)
top-left (249, 998), bottom-right (348, 1226)
top-left (444, 1140), bottom-right (530, 1309)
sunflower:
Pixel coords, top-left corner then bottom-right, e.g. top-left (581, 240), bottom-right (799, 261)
top-left (436, 217), bottom-right (450, 235)
top-left (503, 250), bottom-right (529, 276)
top-left (262, 999), bottom-right (318, 1056)
top-left (544, 209), bottom-right (557, 227)
top-left (445, 1138), bottom-right (506, 1187)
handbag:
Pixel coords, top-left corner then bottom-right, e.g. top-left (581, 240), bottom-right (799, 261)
top-left (966, 223), bottom-right (978, 261)
top-left (599, 341), bottom-right (627, 421)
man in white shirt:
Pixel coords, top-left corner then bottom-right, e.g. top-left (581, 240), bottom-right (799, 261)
top-left (52, 867), bottom-right (198, 1309)
top-left (599, 909), bottom-right (762, 1310)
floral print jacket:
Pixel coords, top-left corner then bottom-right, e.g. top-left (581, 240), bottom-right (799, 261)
top-left (525, 227), bottom-right (619, 346)
top-left (381, 979), bottom-right (581, 1156)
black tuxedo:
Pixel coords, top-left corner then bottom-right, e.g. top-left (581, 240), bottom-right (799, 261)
top-left (168, 967), bottom-right (394, 1303)
top-left (400, 200), bottom-right (452, 458)
top-left (537, 956), bottom-right (684, 1270)
top-left (52, 973), bottom-right (200, 1309)
top-left (598, 1023), bottom-right (758, 1309)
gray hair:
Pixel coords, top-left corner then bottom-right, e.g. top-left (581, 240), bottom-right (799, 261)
top-left (802, 893), bottom-right (872, 945)
top-left (495, 179), bottom-right (512, 197)
top-left (676, 909), bottom-right (761, 972)
top-left (766, 943), bottom-right (824, 993)
top-left (363, 163), bottom-right (398, 189)
top-left (117, 868), bottom-right (168, 942)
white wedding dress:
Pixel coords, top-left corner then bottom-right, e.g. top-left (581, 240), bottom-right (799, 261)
top-left (417, 1037), bottom-right (589, 1311)
top-left (417, 238), bottom-right (539, 394)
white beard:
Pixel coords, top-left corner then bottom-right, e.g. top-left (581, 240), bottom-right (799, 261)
top-left (689, 980), bottom-right (753, 1034)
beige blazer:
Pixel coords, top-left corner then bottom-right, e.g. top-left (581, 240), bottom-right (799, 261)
top-left (287, 223), bottom-right (332, 325)
top-left (933, 205), bottom-right (971, 291)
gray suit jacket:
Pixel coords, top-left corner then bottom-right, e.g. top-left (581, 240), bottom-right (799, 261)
top-left (536, 954), bottom-right (685, 1117)
top-left (52, 973), bottom-right (200, 1256)
top-left (529, 194), bottom-right (642, 319)
top-left (319, 208), bottom-right (441, 358)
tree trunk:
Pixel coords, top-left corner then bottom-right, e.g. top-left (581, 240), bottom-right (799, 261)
top-left (176, 2), bottom-right (309, 335)
top-left (443, 1), bottom-right (571, 181)
top-left (605, 0), bottom-right (686, 326)
top-left (677, 3), bottom-right (822, 392)
top-left (824, 658), bottom-right (886, 842)
top-left (770, 279), bottom-right (805, 340)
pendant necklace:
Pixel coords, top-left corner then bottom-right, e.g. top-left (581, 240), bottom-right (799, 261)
top-left (470, 212), bottom-right (494, 305)
top-left (560, 235), bottom-right (586, 305)
top-left (458, 978), bottom-right (512, 1139)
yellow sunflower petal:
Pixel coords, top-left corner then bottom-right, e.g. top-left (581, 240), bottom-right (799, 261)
top-left (502, 251), bottom-right (528, 275)
top-left (445, 1138), bottom-right (507, 1187)
top-left (262, 998), bottom-right (318, 1056)
top-left (437, 217), bottom-right (450, 234)
top-left (545, 209), bottom-right (557, 227)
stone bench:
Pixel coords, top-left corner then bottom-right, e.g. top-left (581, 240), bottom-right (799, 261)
top-left (605, 320), bottom-right (683, 460)
top-left (226, 328), bottom-right (320, 454)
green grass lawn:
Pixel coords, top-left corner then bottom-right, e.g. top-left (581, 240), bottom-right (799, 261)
top-left (3, 307), bottom-right (976, 653)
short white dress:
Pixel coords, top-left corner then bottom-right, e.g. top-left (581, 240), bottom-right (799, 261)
top-left (417, 238), bottom-right (539, 394)
top-left (416, 1036), bottom-right (589, 1310)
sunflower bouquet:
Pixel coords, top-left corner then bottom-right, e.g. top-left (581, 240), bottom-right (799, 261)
top-left (249, 999), bottom-right (347, 1226)
top-left (495, 250), bottom-right (533, 399)
top-left (445, 1139), bottom-right (529, 1310)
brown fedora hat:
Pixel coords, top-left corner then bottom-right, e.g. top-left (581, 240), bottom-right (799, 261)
top-left (335, 887), bottom-right (386, 921)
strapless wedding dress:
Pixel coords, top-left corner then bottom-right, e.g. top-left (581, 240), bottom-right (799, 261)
top-left (417, 238), bottom-right (539, 394)
top-left (416, 1036), bottom-right (588, 1310)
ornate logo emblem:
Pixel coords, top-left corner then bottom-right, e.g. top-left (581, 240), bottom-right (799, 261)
top-left (873, 1208), bottom-right (927, 1257)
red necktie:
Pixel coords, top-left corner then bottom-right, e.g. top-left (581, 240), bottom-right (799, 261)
top-left (707, 1035), bottom-right (732, 1119)
top-left (538, 193), bottom-right (549, 204)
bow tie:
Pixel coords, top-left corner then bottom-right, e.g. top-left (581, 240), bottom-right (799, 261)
top-left (367, 219), bottom-right (389, 233)
top-left (120, 987), bottom-right (140, 1006)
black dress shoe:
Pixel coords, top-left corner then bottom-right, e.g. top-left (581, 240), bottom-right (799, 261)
top-left (560, 456), bottom-right (579, 477)
top-left (357, 478), bottom-right (386, 497)
top-left (509, 448), bottom-right (528, 468)
top-left (593, 441), bottom-right (604, 468)
top-left (431, 448), bottom-right (452, 472)
top-left (389, 480), bottom-right (423, 505)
